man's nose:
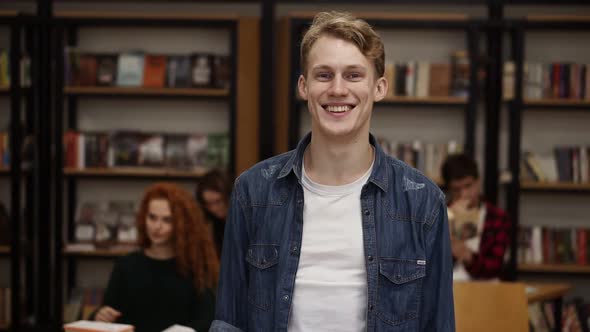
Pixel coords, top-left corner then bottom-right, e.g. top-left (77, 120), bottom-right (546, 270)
top-left (328, 76), bottom-right (348, 96)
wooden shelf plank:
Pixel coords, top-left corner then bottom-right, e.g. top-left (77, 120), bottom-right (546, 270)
top-left (0, 245), bottom-right (9, 255)
top-left (0, 10), bottom-right (18, 18)
top-left (524, 99), bottom-right (590, 107)
top-left (64, 167), bottom-right (208, 179)
top-left (0, 167), bottom-right (8, 175)
top-left (64, 86), bottom-right (229, 98)
top-left (526, 15), bottom-right (590, 22)
top-left (380, 96), bottom-right (467, 105)
top-left (64, 246), bottom-right (137, 258)
top-left (288, 12), bottom-right (468, 22)
top-left (54, 11), bottom-right (238, 21)
top-left (520, 181), bottom-right (590, 191)
top-left (519, 264), bottom-right (590, 274)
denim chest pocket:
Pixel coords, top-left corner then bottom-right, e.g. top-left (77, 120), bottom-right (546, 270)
top-left (377, 258), bottom-right (426, 326)
top-left (245, 244), bottom-right (279, 311)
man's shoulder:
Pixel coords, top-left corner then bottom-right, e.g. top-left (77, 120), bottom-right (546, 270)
top-left (236, 150), bottom-right (294, 185)
top-left (385, 155), bottom-right (445, 200)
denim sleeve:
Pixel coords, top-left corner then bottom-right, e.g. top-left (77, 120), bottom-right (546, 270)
top-left (419, 195), bottom-right (455, 332)
top-left (210, 179), bottom-right (249, 332)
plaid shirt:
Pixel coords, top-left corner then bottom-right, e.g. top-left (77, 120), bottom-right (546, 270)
top-left (464, 202), bottom-right (511, 279)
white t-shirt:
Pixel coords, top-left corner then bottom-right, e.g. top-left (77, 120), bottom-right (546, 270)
top-left (452, 205), bottom-right (486, 281)
top-left (287, 160), bottom-right (373, 332)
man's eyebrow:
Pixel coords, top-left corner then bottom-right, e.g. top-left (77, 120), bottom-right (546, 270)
top-left (310, 64), bottom-right (367, 71)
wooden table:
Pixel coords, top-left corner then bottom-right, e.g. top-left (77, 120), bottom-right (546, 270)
top-left (526, 283), bottom-right (572, 332)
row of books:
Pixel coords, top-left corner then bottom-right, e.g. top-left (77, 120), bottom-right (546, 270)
top-left (522, 146), bottom-right (590, 184)
top-left (74, 200), bottom-right (138, 248)
top-left (0, 49), bottom-right (31, 88)
top-left (529, 299), bottom-right (590, 332)
top-left (64, 287), bottom-right (104, 323)
top-left (518, 226), bottom-right (590, 266)
top-left (0, 288), bottom-right (11, 328)
top-left (65, 49), bottom-right (231, 89)
top-left (63, 130), bottom-right (230, 171)
top-left (382, 51), bottom-right (470, 99)
top-left (504, 62), bottom-right (590, 100)
top-left (377, 137), bottom-right (462, 181)
top-left (0, 132), bottom-right (8, 168)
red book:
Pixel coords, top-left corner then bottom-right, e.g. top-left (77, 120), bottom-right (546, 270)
top-left (143, 55), bottom-right (167, 88)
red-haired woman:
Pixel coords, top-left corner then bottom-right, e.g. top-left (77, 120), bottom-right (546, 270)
top-left (94, 182), bottom-right (219, 332)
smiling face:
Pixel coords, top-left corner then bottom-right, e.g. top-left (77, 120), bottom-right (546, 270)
top-left (298, 35), bottom-right (387, 141)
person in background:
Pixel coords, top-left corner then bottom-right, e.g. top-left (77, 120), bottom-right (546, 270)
top-left (195, 170), bottom-right (230, 257)
top-left (442, 154), bottom-right (511, 280)
top-left (94, 182), bottom-right (219, 332)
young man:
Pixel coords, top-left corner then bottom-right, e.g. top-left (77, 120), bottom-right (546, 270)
top-left (211, 11), bottom-right (454, 332)
top-left (442, 154), bottom-right (511, 280)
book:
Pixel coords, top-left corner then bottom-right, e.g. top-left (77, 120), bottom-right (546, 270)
top-left (116, 52), bottom-right (144, 87)
top-left (429, 63), bottom-right (451, 97)
top-left (78, 54), bottom-right (98, 86)
top-left (451, 50), bottom-right (469, 98)
top-left (138, 134), bottom-right (165, 167)
top-left (191, 53), bottom-right (213, 87)
top-left (96, 54), bottom-right (118, 86)
top-left (174, 55), bottom-right (192, 88)
top-left (162, 325), bottom-right (196, 332)
top-left (164, 134), bottom-right (189, 169)
top-left (143, 55), bottom-right (167, 88)
top-left (206, 133), bottom-right (229, 169)
top-left (64, 320), bottom-right (133, 332)
top-left (110, 131), bottom-right (143, 167)
top-left (213, 54), bottom-right (231, 89)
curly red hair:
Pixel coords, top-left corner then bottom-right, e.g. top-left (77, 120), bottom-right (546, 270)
top-left (136, 182), bottom-right (219, 291)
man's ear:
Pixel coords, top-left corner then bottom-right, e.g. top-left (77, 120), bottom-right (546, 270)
top-left (297, 74), bottom-right (308, 100)
top-left (373, 76), bottom-right (388, 102)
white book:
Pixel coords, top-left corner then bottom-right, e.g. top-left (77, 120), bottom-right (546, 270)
top-left (78, 134), bottom-right (85, 169)
top-left (416, 62), bottom-right (430, 98)
top-left (64, 320), bottom-right (134, 332)
top-left (531, 226), bottom-right (543, 264)
top-left (162, 325), bottom-right (196, 332)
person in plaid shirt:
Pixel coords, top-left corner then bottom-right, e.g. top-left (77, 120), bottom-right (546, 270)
top-left (441, 154), bottom-right (511, 280)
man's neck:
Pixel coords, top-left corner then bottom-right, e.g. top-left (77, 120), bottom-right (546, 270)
top-left (144, 244), bottom-right (175, 260)
top-left (304, 131), bottom-right (374, 186)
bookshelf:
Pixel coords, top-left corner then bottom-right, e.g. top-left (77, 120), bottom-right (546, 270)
top-left (506, 15), bottom-right (590, 286)
top-left (52, 12), bottom-right (260, 326)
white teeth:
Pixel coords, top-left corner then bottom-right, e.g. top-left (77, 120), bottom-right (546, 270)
top-left (325, 105), bottom-right (352, 113)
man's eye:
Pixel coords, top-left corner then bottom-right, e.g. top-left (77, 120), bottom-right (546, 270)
top-left (316, 72), bottom-right (332, 80)
top-left (347, 72), bottom-right (362, 80)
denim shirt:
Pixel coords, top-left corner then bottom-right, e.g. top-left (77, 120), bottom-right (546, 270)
top-left (210, 133), bottom-right (455, 332)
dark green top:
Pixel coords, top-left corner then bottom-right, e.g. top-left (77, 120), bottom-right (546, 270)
top-left (101, 251), bottom-right (215, 332)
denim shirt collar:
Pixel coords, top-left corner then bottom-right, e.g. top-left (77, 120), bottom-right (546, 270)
top-left (277, 132), bottom-right (389, 192)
